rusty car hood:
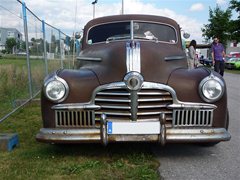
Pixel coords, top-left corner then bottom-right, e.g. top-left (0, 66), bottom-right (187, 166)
top-left (78, 41), bottom-right (187, 85)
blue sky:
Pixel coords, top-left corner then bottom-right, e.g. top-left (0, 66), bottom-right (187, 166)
top-left (24, 0), bottom-right (234, 42)
top-left (94, 0), bottom-right (231, 24)
top-left (0, 0), bottom-right (236, 43)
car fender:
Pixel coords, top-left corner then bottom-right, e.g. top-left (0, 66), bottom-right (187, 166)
top-left (167, 67), bottom-right (228, 128)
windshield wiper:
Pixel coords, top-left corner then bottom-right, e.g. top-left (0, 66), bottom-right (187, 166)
top-left (106, 36), bottom-right (130, 42)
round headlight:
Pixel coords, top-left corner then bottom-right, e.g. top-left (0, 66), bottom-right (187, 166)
top-left (199, 75), bottom-right (224, 103)
top-left (44, 78), bottom-right (68, 102)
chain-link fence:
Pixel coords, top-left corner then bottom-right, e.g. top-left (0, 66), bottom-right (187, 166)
top-left (0, 0), bottom-right (74, 123)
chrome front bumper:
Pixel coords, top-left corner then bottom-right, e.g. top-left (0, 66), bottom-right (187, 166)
top-left (36, 127), bottom-right (231, 145)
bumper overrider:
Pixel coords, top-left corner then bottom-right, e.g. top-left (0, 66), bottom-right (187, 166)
top-left (36, 78), bottom-right (231, 145)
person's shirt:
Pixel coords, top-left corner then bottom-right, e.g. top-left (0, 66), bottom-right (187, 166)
top-left (188, 45), bottom-right (195, 60)
top-left (211, 43), bottom-right (224, 61)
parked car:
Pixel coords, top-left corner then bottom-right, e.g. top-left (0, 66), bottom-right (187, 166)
top-left (225, 57), bottom-right (240, 70)
top-left (235, 60), bottom-right (240, 69)
top-left (229, 52), bottom-right (240, 58)
top-left (199, 57), bottom-right (213, 66)
top-left (36, 15), bottom-right (230, 146)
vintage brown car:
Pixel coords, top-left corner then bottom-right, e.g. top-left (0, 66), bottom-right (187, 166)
top-left (36, 14), bottom-right (231, 146)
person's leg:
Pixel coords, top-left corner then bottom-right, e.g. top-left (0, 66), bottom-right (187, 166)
top-left (214, 60), bottom-right (220, 73)
top-left (188, 58), bottom-right (194, 69)
top-left (219, 61), bottom-right (225, 76)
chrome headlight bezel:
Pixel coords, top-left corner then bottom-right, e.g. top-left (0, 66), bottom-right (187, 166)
top-left (43, 76), bottom-right (69, 103)
top-left (199, 74), bottom-right (225, 103)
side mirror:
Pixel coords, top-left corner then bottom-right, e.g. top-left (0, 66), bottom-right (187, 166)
top-left (183, 32), bottom-right (190, 39)
top-left (75, 32), bottom-right (81, 39)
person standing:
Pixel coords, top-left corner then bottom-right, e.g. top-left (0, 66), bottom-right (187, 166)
top-left (211, 37), bottom-right (226, 76)
top-left (187, 40), bottom-right (197, 69)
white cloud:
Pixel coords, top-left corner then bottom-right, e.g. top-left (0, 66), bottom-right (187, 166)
top-left (216, 0), bottom-right (227, 6)
top-left (118, 1), bottom-right (204, 43)
top-left (190, 3), bottom-right (205, 12)
top-left (0, 0), bottom-right (205, 43)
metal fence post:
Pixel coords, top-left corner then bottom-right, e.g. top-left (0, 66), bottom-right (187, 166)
top-left (59, 29), bottom-right (63, 69)
top-left (22, 2), bottom-right (33, 99)
top-left (42, 20), bottom-right (48, 76)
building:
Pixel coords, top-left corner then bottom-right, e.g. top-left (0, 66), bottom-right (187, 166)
top-left (226, 41), bottom-right (240, 55)
top-left (0, 27), bottom-right (22, 51)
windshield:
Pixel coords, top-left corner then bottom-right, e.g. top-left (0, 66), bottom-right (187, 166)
top-left (87, 21), bottom-right (177, 44)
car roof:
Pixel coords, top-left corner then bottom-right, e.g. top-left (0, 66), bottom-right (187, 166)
top-left (84, 14), bottom-right (180, 30)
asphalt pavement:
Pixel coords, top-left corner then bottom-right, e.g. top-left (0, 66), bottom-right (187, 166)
top-left (152, 72), bottom-right (240, 180)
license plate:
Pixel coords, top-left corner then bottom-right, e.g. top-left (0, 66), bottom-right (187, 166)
top-left (107, 121), bottom-right (161, 135)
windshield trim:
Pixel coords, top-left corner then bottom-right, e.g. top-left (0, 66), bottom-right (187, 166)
top-left (86, 20), bottom-right (178, 45)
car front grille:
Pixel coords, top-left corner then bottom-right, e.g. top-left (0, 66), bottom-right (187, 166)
top-left (173, 109), bottom-right (213, 127)
top-left (54, 84), bottom-right (214, 129)
top-left (55, 110), bottom-right (95, 128)
top-left (94, 88), bottom-right (173, 126)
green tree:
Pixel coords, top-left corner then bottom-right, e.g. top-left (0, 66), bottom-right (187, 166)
top-left (5, 38), bottom-right (17, 54)
top-left (201, 5), bottom-right (232, 46)
top-left (229, 0), bottom-right (240, 42)
top-left (20, 40), bottom-right (26, 51)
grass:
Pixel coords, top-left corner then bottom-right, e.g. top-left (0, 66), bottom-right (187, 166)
top-left (0, 58), bottom-right (30, 116)
top-left (225, 69), bottom-right (240, 74)
top-left (0, 103), bottom-right (160, 180)
top-left (0, 56), bottom-right (72, 119)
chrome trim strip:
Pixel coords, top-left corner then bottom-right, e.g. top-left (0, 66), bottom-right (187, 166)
top-left (77, 56), bottom-right (102, 61)
top-left (138, 98), bottom-right (173, 102)
top-left (137, 111), bottom-right (172, 116)
top-left (167, 103), bottom-right (216, 109)
top-left (126, 41), bottom-right (141, 73)
top-left (95, 98), bottom-right (131, 103)
top-left (95, 112), bottom-right (131, 116)
top-left (138, 105), bottom-right (168, 109)
top-left (52, 103), bottom-right (100, 110)
top-left (97, 92), bottom-right (131, 96)
top-left (130, 20), bottom-right (134, 40)
top-left (100, 105), bottom-right (131, 110)
top-left (137, 92), bottom-right (170, 95)
top-left (164, 55), bottom-right (185, 61)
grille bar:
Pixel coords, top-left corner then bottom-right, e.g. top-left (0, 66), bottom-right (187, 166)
top-left (97, 92), bottom-right (131, 96)
top-left (137, 110), bottom-right (172, 116)
top-left (173, 109), bottom-right (213, 127)
top-left (95, 112), bottom-right (131, 116)
top-left (138, 105), bottom-right (168, 109)
top-left (100, 105), bottom-right (131, 109)
top-left (95, 98), bottom-right (131, 103)
top-left (137, 92), bottom-right (170, 95)
top-left (138, 98), bottom-right (173, 102)
top-left (55, 110), bottom-right (95, 127)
